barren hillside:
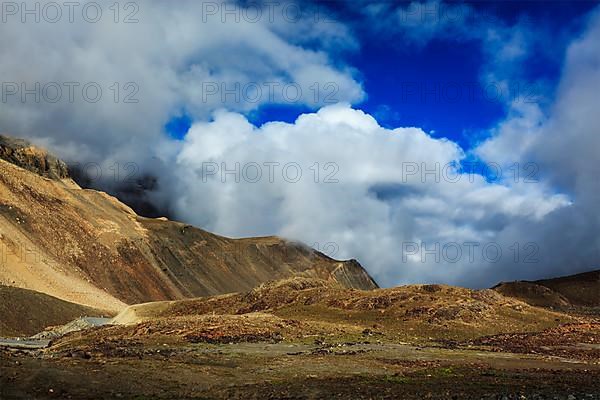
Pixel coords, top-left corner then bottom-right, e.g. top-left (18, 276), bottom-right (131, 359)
top-left (108, 277), bottom-right (574, 342)
top-left (0, 135), bottom-right (377, 313)
top-left (494, 269), bottom-right (600, 309)
top-left (0, 286), bottom-right (106, 337)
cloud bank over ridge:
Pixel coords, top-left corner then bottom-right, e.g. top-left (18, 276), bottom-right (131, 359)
top-left (0, 1), bottom-right (599, 287)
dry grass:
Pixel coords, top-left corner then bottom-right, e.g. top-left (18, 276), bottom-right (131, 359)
top-left (102, 277), bottom-right (578, 346)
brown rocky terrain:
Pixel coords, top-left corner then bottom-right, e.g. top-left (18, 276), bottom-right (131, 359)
top-left (494, 269), bottom-right (600, 310)
top-left (534, 269), bottom-right (600, 306)
top-left (0, 285), bottom-right (106, 337)
top-left (91, 277), bottom-right (576, 344)
top-left (3, 277), bottom-right (598, 400)
top-left (0, 136), bottom-right (69, 180)
top-left (3, 339), bottom-right (599, 400)
top-left (470, 322), bottom-right (600, 361)
top-left (0, 135), bottom-right (377, 316)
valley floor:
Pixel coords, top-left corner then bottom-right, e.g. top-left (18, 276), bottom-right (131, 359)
top-left (2, 337), bottom-right (600, 399)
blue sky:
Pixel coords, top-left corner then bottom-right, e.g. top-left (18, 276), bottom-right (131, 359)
top-left (6, 0), bottom-right (600, 287)
top-left (166, 1), bottom-right (597, 151)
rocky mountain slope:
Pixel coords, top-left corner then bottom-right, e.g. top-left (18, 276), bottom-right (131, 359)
top-left (0, 135), bottom-right (377, 313)
top-left (0, 136), bottom-right (69, 179)
top-left (493, 269), bottom-right (600, 309)
top-left (0, 286), bottom-right (105, 337)
top-left (109, 277), bottom-right (573, 342)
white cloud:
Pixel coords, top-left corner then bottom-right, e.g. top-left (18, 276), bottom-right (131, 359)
top-left (471, 7), bottom-right (600, 283)
top-left (171, 104), bottom-right (570, 287)
top-left (0, 0), bottom-right (364, 164)
top-left (475, 101), bottom-right (545, 167)
top-left (1, 0), bottom-right (598, 289)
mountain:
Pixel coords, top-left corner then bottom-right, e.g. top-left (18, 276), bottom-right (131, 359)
top-left (0, 285), bottom-right (105, 337)
top-left (0, 135), bottom-right (69, 180)
top-left (493, 269), bottom-right (600, 309)
top-left (0, 135), bottom-right (377, 313)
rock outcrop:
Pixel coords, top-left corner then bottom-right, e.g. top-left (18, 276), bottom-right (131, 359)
top-left (0, 135), bottom-right (69, 180)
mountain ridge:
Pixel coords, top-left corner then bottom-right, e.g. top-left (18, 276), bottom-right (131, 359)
top-left (493, 269), bottom-right (600, 309)
top-left (0, 135), bottom-right (378, 313)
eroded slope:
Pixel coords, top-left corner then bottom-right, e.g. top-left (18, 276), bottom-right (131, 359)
top-left (0, 136), bottom-right (377, 312)
top-left (494, 269), bottom-right (600, 309)
top-left (0, 286), bottom-right (106, 337)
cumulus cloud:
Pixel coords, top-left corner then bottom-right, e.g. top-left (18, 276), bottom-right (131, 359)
top-left (171, 104), bottom-right (569, 287)
top-left (472, 8), bottom-right (600, 284)
top-left (0, 0), bottom-right (365, 218)
top-left (1, 0), bottom-right (598, 288)
top-left (165, 3), bottom-right (600, 287)
top-left (0, 0), bottom-right (364, 165)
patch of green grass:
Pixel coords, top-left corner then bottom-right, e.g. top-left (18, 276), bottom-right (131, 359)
top-left (383, 374), bottom-right (412, 384)
top-left (437, 367), bottom-right (455, 376)
top-left (413, 366), bottom-right (461, 379)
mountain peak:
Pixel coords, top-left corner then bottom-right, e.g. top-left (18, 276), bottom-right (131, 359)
top-left (0, 134), bottom-right (69, 180)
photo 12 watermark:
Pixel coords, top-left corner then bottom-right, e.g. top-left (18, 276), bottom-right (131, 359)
top-left (197, 161), bottom-right (340, 184)
top-left (67, 161), bottom-right (141, 185)
top-left (401, 241), bottom-right (540, 264)
top-left (0, 242), bottom-right (42, 267)
top-left (197, 1), bottom-right (336, 24)
top-left (400, 161), bottom-right (540, 184)
top-left (397, 81), bottom-right (541, 105)
top-left (200, 81), bottom-right (339, 105)
top-left (1, 82), bottom-right (140, 104)
top-left (395, 1), bottom-right (501, 26)
top-left (1, 2), bottom-right (139, 24)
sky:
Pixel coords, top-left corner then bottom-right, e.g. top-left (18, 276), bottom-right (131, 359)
top-left (1, 0), bottom-right (599, 288)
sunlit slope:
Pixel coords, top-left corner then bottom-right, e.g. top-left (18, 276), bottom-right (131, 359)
top-left (0, 135), bottom-right (377, 312)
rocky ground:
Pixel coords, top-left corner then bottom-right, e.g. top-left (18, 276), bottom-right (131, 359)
top-left (2, 278), bottom-right (599, 399)
top-left (469, 323), bottom-right (600, 361)
top-left (2, 337), bottom-right (599, 399)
